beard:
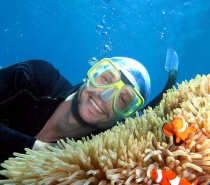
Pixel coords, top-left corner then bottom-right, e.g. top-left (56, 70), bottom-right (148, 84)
top-left (71, 85), bottom-right (99, 130)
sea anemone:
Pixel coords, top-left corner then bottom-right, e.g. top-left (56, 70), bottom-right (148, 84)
top-left (0, 74), bottom-right (210, 185)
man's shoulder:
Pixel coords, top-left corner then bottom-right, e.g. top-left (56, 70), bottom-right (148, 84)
top-left (18, 59), bottom-right (72, 97)
top-left (23, 59), bottom-right (57, 72)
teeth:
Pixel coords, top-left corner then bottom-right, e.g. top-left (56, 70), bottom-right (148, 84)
top-left (90, 99), bottom-right (103, 113)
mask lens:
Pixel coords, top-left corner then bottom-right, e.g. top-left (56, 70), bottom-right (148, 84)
top-left (94, 69), bottom-right (120, 85)
top-left (116, 86), bottom-right (135, 110)
top-left (114, 85), bottom-right (143, 117)
top-left (88, 59), bottom-right (121, 87)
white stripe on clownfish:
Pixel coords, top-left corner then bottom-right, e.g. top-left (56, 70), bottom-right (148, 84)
top-left (169, 176), bottom-right (180, 185)
top-left (173, 115), bottom-right (188, 132)
top-left (156, 169), bottom-right (162, 183)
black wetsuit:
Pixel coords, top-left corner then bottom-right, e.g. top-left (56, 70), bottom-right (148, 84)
top-left (0, 60), bottom-right (81, 164)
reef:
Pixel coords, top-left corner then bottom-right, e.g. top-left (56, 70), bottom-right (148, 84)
top-left (0, 74), bottom-right (210, 185)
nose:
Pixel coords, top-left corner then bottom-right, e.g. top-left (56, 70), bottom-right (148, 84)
top-left (99, 86), bottom-right (118, 103)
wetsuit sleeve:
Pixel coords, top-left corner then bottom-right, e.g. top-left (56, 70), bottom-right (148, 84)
top-left (0, 60), bottom-right (70, 163)
top-left (0, 59), bottom-right (71, 101)
top-left (0, 124), bottom-right (35, 162)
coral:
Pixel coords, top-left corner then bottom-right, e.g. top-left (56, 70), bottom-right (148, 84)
top-left (1, 74), bottom-right (210, 185)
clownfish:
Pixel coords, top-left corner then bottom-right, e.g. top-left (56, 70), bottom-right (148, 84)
top-left (162, 112), bottom-right (196, 144)
top-left (150, 168), bottom-right (198, 185)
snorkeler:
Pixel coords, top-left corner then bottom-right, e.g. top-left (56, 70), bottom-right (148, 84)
top-left (0, 56), bottom-right (151, 164)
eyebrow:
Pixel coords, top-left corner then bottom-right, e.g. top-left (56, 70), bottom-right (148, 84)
top-left (107, 69), bottom-right (119, 79)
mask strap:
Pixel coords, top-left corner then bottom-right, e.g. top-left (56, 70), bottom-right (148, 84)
top-left (120, 71), bottom-right (134, 87)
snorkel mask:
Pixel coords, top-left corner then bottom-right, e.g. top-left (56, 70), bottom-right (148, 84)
top-left (87, 58), bottom-right (150, 118)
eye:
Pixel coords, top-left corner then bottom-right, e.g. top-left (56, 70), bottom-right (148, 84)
top-left (119, 96), bottom-right (127, 106)
top-left (101, 76), bottom-right (111, 84)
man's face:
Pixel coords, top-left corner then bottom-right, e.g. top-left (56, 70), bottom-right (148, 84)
top-left (72, 81), bottom-right (122, 129)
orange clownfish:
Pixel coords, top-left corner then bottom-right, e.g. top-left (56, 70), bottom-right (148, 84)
top-left (162, 112), bottom-right (196, 144)
top-left (150, 168), bottom-right (198, 185)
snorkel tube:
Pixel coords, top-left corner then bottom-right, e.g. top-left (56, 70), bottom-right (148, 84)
top-left (142, 48), bottom-right (179, 110)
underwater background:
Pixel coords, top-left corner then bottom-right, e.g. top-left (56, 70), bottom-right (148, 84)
top-left (0, 0), bottom-right (209, 103)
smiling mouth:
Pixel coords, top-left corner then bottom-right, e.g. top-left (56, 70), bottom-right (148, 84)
top-left (90, 98), bottom-right (104, 113)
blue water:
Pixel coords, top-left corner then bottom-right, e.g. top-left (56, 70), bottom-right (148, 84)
top-left (0, 0), bottom-right (209, 103)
